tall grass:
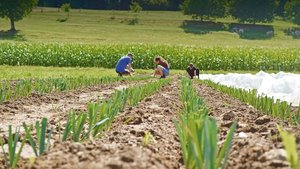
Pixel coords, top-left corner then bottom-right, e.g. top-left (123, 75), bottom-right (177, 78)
top-left (0, 126), bottom-right (27, 169)
top-left (0, 43), bottom-right (299, 71)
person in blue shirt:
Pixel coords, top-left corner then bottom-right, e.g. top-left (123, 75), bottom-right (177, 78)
top-left (115, 53), bottom-right (134, 77)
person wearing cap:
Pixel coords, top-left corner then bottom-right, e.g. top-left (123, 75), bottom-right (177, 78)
top-left (153, 56), bottom-right (169, 78)
top-left (186, 63), bottom-right (198, 79)
top-left (115, 53), bottom-right (134, 77)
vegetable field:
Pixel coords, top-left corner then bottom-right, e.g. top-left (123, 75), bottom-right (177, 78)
top-left (0, 73), bottom-right (299, 169)
top-left (0, 43), bottom-right (300, 71)
top-left (0, 42), bottom-right (299, 169)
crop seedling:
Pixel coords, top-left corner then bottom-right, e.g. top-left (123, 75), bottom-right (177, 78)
top-left (0, 126), bottom-right (27, 169)
top-left (142, 131), bottom-right (154, 146)
top-left (176, 78), bottom-right (236, 169)
top-left (0, 76), bottom-right (151, 104)
top-left (278, 126), bottom-right (300, 169)
top-left (62, 111), bottom-right (87, 142)
top-left (23, 118), bottom-right (53, 157)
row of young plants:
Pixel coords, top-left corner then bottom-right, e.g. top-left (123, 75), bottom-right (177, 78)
top-left (174, 78), bottom-right (237, 169)
top-left (0, 76), bottom-right (151, 104)
top-left (200, 80), bottom-right (300, 124)
top-left (198, 80), bottom-right (300, 168)
top-left (0, 78), bottom-right (170, 169)
top-left (0, 42), bottom-right (299, 71)
top-left (176, 79), bottom-right (300, 169)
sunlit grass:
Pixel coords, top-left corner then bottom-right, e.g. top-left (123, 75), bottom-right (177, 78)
top-left (0, 8), bottom-right (299, 47)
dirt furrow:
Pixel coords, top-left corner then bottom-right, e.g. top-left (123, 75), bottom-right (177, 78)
top-left (25, 79), bottom-right (183, 169)
top-left (0, 79), bottom-right (152, 134)
top-left (194, 82), bottom-right (300, 169)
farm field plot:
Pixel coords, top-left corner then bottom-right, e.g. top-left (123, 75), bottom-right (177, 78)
top-left (22, 79), bottom-right (182, 169)
top-left (193, 82), bottom-right (300, 169)
top-left (0, 76), bottom-right (299, 169)
top-left (0, 78), bottom-right (154, 134)
top-left (0, 39), bottom-right (299, 169)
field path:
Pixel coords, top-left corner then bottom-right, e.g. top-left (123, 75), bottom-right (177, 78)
top-left (0, 79), bottom-right (153, 134)
top-left (25, 79), bottom-right (183, 169)
top-left (194, 82), bottom-right (300, 169)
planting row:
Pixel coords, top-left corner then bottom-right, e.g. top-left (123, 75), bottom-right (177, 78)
top-left (176, 79), bottom-right (299, 169)
top-left (175, 78), bottom-right (236, 169)
top-left (0, 43), bottom-right (299, 71)
top-left (0, 78), bottom-right (170, 169)
top-left (0, 76), bottom-right (151, 104)
top-left (200, 80), bottom-right (300, 124)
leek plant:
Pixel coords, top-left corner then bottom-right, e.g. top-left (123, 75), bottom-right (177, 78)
top-left (128, 79), bottom-right (170, 106)
top-left (62, 111), bottom-right (87, 142)
top-left (23, 118), bottom-right (53, 156)
top-left (61, 79), bottom-right (170, 142)
top-left (176, 79), bottom-right (236, 169)
top-left (0, 126), bottom-right (27, 169)
top-left (200, 80), bottom-right (300, 124)
top-left (0, 76), bottom-right (152, 103)
top-left (278, 126), bottom-right (300, 169)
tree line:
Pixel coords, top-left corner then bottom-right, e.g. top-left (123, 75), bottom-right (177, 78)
top-left (0, 0), bottom-right (300, 32)
top-left (181, 0), bottom-right (300, 25)
top-left (38, 0), bottom-right (182, 10)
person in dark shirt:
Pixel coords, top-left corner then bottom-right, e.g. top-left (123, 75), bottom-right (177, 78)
top-left (115, 53), bottom-right (134, 77)
top-left (153, 56), bottom-right (169, 78)
top-left (186, 63), bottom-right (198, 79)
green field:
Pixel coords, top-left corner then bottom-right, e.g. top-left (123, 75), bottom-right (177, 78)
top-left (0, 8), bottom-right (300, 47)
top-left (0, 66), bottom-right (162, 80)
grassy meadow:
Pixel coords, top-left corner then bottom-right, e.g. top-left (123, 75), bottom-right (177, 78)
top-left (0, 8), bottom-right (299, 47)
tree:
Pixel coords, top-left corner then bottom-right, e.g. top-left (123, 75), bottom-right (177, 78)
top-left (61, 3), bottom-right (71, 18)
top-left (129, 0), bottom-right (142, 24)
top-left (144, 0), bottom-right (169, 5)
top-left (0, 0), bottom-right (38, 31)
top-left (229, 0), bottom-right (277, 24)
top-left (285, 0), bottom-right (300, 25)
top-left (180, 0), bottom-right (227, 21)
top-left (276, 0), bottom-right (288, 16)
top-left (130, 0), bottom-right (143, 14)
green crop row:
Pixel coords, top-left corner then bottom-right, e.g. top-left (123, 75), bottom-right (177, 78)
top-left (0, 76), bottom-right (151, 104)
top-left (0, 78), bottom-right (169, 168)
top-left (278, 126), bottom-right (300, 169)
top-left (175, 78), bottom-right (236, 169)
top-left (62, 78), bottom-right (170, 141)
top-left (200, 80), bottom-right (300, 124)
top-left (0, 42), bottom-right (299, 71)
